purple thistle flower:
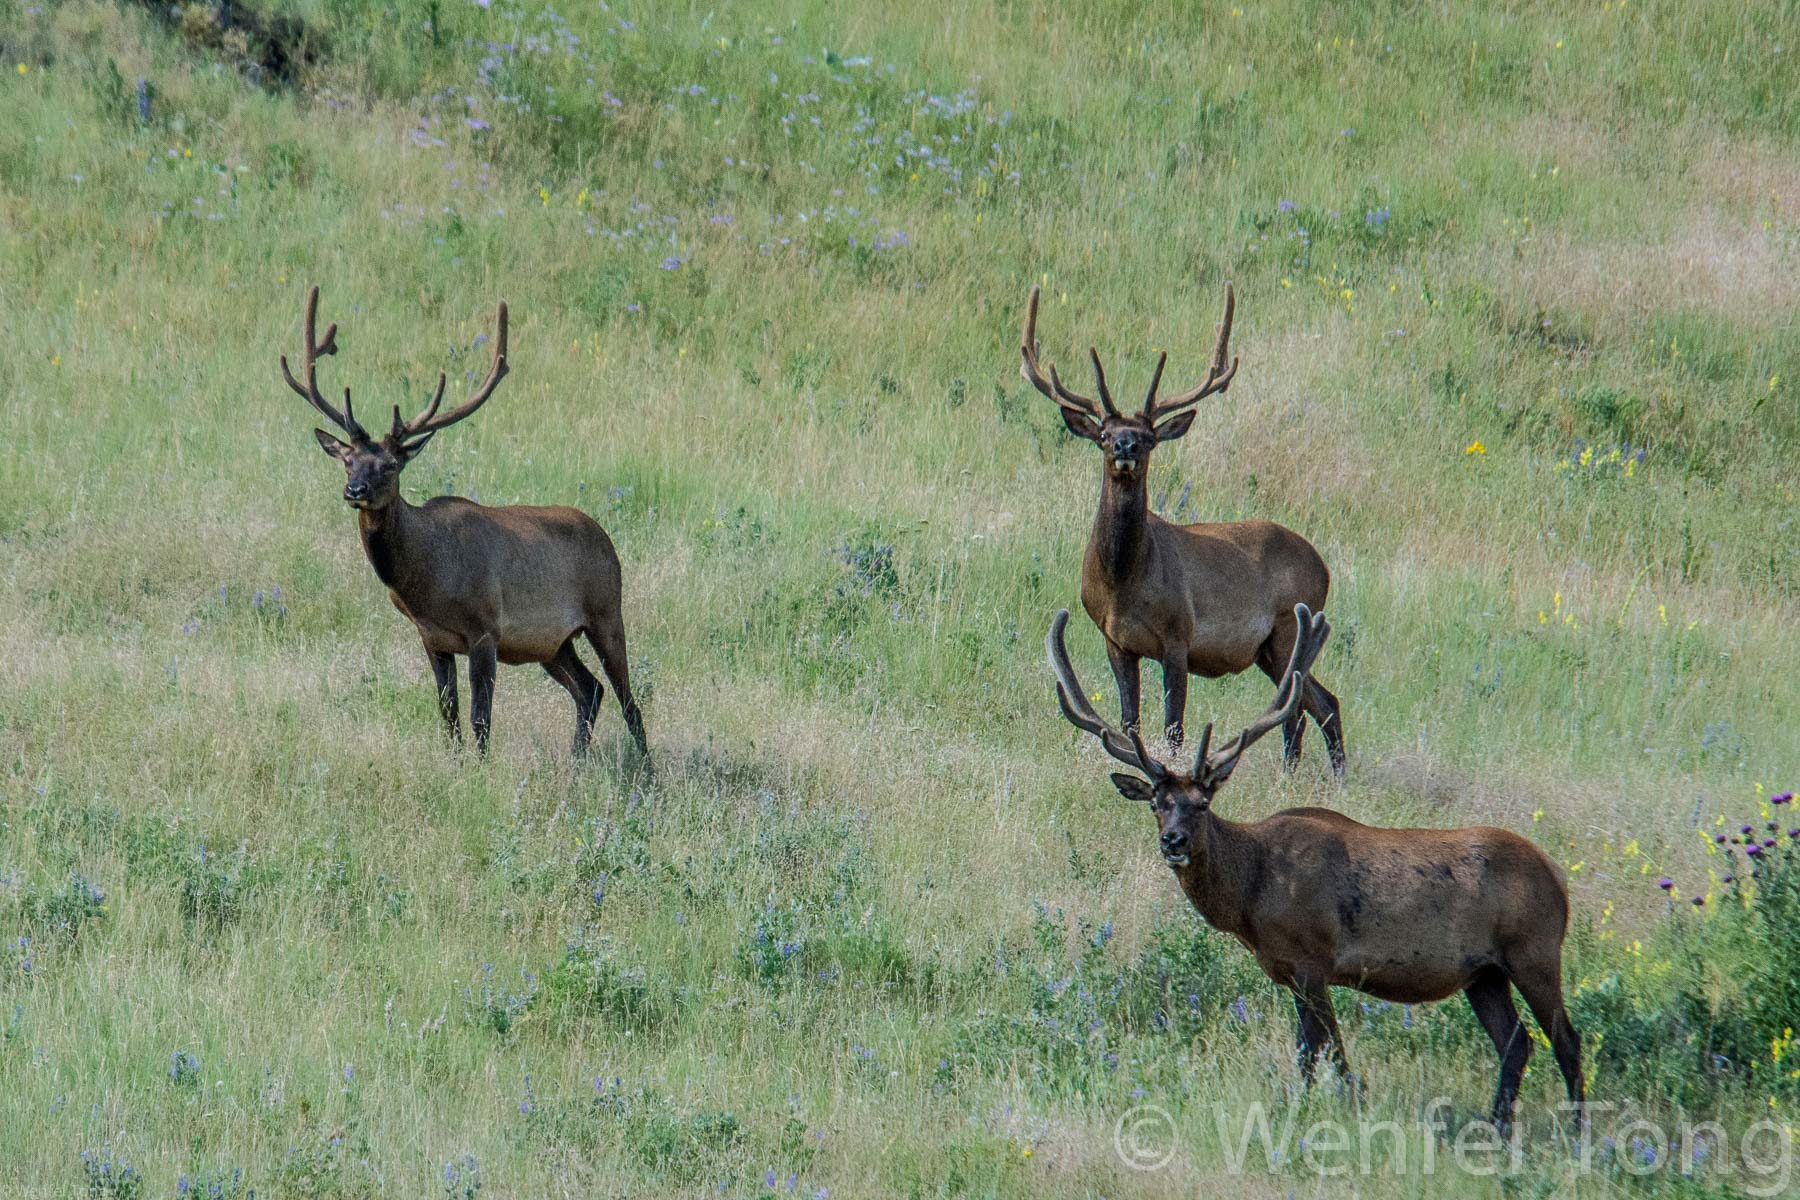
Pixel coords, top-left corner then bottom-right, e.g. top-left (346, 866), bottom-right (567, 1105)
top-left (1692, 896), bottom-right (1705, 906)
top-left (1657, 878), bottom-right (1673, 890)
top-left (1773, 791), bottom-right (1793, 805)
top-left (1747, 845), bottom-right (1763, 857)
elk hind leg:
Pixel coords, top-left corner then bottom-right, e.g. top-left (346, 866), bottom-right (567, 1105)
top-left (544, 638), bottom-right (604, 756)
top-left (1255, 622), bottom-right (1305, 766)
top-left (585, 617), bottom-right (647, 756)
top-left (1464, 967), bottom-right (1531, 1128)
top-left (1510, 950), bottom-right (1586, 1125)
top-left (1303, 676), bottom-right (1346, 775)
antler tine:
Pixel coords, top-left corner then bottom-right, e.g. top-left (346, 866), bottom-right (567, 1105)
top-left (1087, 347), bottom-right (1120, 417)
top-left (393, 371), bottom-right (448, 442)
top-left (1147, 284), bottom-right (1239, 421)
top-left (1189, 720), bottom-right (1213, 776)
top-left (396, 302), bottom-right (511, 441)
top-left (1047, 610), bottom-right (1166, 779)
top-left (1141, 350), bottom-right (1168, 414)
top-left (1202, 603), bottom-right (1331, 780)
top-left (1019, 286), bottom-right (1106, 420)
top-left (280, 284), bottom-right (366, 440)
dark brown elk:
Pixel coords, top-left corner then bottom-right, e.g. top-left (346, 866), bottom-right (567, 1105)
top-left (1021, 285), bottom-right (1344, 771)
top-left (1047, 606), bottom-right (1583, 1128)
top-left (282, 285), bottom-right (647, 758)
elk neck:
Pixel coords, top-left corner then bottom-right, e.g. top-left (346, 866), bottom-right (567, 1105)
top-left (1171, 814), bottom-right (1265, 937)
top-left (1090, 465), bottom-right (1153, 583)
top-left (356, 495), bottom-right (423, 591)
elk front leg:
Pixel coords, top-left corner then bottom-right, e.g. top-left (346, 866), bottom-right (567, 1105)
top-left (426, 648), bottom-right (460, 743)
top-left (1158, 650), bottom-right (1189, 749)
top-left (468, 636), bottom-right (498, 754)
top-left (1291, 978), bottom-right (1353, 1086)
top-left (1104, 640), bottom-right (1142, 735)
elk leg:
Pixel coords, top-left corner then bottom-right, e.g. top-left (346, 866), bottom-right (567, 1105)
top-left (1158, 651), bottom-right (1188, 748)
top-left (1510, 955), bottom-right (1586, 1124)
top-left (468, 636), bottom-right (498, 754)
top-left (544, 639), bottom-right (604, 756)
top-left (1104, 641), bottom-right (1142, 735)
top-left (585, 621), bottom-right (648, 757)
top-left (1291, 980), bottom-right (1352, 1085)
top-left (1464, 967), bottom-right (1531, 1128)
top-left (427, 648), bottom-right (461, 743)
top-left (1304, 676), bottom-right (1347, 775)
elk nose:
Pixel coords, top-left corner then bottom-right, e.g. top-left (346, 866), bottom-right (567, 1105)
top-left (1160, 830), bottom-right (1188, 856)
top-left (344, 481), bottom-right (370, 502)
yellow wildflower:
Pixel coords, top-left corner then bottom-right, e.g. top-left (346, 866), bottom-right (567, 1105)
top-left (1464, 441), bottom-right (1486, 456)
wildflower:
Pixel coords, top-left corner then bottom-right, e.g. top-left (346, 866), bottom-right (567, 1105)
top-left (467, 118), bottom-right (489, 131)
top-left (16, 64), bottom-right (26, 75)
top-left (1657, 878), bottom-right (1673, 890)
top-left (1773, 792), bottom-right (1793, 806)
top-left (659, 256), bottom-right (682, 270)
top-left (1277, 198), bottom-right (1295, 213)
top-left (1464, 440), bottom-right (1486, 456)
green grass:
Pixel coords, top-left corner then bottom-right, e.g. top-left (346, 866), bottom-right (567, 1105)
top-left (2, 0), bottom-right (1798, 1195)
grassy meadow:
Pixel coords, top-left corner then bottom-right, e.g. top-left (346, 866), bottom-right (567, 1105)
top-left (2, 0), bottom-right (1798, 1194)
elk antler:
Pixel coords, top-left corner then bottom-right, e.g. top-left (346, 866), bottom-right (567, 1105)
top-left (281, 285), bottom-right (367, 441)
top-left (1020, 286), bottom-right (1119, 420)
top-left (389, 302), bottom-right (510, 444)
top-left (1144, 284), bottom-right (1238, 422)
top-left (1046, 609), bottom-right (1166, 781)
top-left (1197, 603), bottom-right (1330, 783)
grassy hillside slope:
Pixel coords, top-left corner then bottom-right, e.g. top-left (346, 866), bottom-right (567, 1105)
top-left (1, 0), bottom-right (1797, 1194)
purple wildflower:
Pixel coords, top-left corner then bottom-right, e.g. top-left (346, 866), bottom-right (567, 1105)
top-left (1657, 878), bottom-right (1673, 890)
top-left (1278, 198), bottom-right (1295, 213)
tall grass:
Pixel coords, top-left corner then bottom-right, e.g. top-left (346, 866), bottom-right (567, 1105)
top-left (1, 0), bottom-right (1796, 1195)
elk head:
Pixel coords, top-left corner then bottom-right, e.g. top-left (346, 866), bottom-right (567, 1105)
top-left (1046, 603), bottom-right (1328, 866)
top-left (1019, 284), bottom-right (1238, 482)
top-left (282, 285), bottom-right (510, 510)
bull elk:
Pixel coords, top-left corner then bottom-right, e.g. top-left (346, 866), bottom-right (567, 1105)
top-left (282, 285), bottom-right (647, 758)
top-left (1020, 285), bottom-right (1344, 771)
top-left (1047, 606), bottom-right (1584, 1128)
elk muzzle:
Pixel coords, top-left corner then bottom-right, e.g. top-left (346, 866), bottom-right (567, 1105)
top-left (344, 480), bottom-right (372, 506)
top-left (1160, 828), bottom-right (1190, 867)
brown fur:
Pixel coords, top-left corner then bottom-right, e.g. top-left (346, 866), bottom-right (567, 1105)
top-left (281, 286), bottom-right (646, 757)
top-left (1020, 286), bottom-right (1344, 768)
top-left (1048, 607), bottom-right (1583, 1128)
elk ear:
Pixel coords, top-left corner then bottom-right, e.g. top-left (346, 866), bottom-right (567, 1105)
top-left (314, 427), bottom-right (352, 460)
top-left (1109, 773), bottom-right (1155, 804)
top-left (1058, 407), bottom-right (1103, 443)
top-left (1152, 409), bottom-right (1198, 443)
top-left (398, 432), bottom-right (435, 463)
